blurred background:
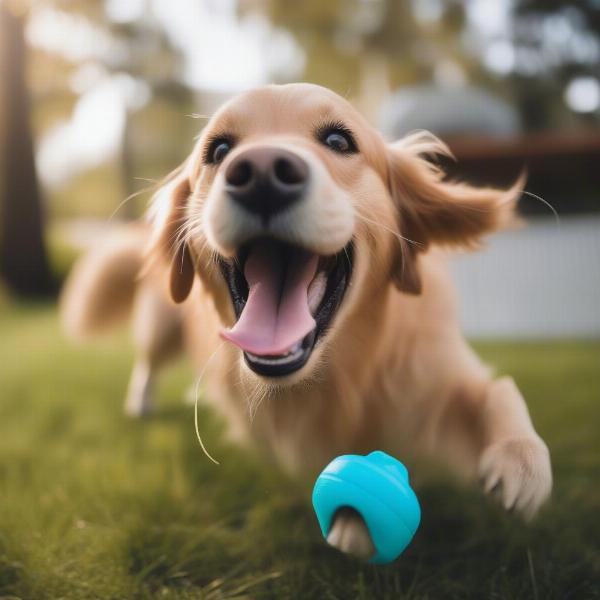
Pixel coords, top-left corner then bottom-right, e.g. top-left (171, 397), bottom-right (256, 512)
top-left (1, 0), bottom-right (599, 333)
top-left (0, 1), bottom-right (599, 598)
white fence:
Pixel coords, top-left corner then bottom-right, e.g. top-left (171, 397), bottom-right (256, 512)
top-left (450, 216), bottom-right (600, 338)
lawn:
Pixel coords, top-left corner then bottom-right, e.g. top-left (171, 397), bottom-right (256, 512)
top-left (0, 302), bottom-right (599, 599)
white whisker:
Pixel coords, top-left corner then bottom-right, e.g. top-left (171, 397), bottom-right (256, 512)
top-left (355, 211), bottom-right (422, 248)
top-left (107, 186), bottom-right (152, 222)
top-left (192, 342), bottom-right (226, 465)
top-left (521, 190), bottom-right (560, 225)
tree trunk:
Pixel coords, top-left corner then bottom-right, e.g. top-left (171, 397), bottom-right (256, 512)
top-left (0, 4), bottom-right (54, 296)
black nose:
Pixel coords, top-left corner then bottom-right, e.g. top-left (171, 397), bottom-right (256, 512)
top-left (224, 147), bottom-right (309, 223)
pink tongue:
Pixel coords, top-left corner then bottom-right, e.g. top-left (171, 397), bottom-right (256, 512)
top-left (221, 241), bottom-right (318, 356)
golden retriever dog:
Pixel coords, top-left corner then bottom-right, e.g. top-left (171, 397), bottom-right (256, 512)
top-left (61, 83), bottom-right (552, 560)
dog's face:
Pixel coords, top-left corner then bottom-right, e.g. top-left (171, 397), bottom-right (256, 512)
top-left (153, 83), bottom-right (519, 385)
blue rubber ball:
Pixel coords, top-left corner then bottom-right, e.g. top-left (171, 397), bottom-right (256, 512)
top-left (312, 451), bottom-right (421, 564)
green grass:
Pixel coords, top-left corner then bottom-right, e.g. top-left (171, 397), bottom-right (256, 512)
top-left (0, 303), bottom-right (599, 599)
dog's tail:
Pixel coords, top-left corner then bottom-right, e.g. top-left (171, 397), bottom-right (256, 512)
top-left (60, 225), bottom-right (148, 340)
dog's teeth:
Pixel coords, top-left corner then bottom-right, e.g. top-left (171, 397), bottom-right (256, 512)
top-left (247, 343), bottom-right (304, 366)
top-left (308, 272), bottom-right (328, 314)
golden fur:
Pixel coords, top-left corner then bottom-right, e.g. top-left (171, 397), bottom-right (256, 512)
top-left (62, 84), bottom-right (551, 559)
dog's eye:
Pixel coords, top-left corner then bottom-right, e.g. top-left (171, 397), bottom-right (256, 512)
top-left (317, 123), bottom-right (358, 154)
top-left (212, 141), bottom-right (231, 164)
top-left (325, 132), bottom-right (350, 152)
top-left (205, 137), bottom-right (234, 165)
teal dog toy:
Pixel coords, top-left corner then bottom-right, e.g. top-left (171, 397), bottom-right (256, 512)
top-left (312, 451), bottom-right (421, 564)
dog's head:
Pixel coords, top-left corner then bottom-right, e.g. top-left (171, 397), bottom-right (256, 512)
top-left (150, 83), bottom-right (520, 383)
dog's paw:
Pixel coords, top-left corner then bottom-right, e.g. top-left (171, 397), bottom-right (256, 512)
top-left (326, 507), bottom-right (375, 560)
top-left (479, 436), bottom-right (552, 520)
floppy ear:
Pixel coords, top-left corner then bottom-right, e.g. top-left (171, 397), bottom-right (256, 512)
top-left (387, 132), bottom-right (523, 294)
top-left (147, 166), bottom-right (195, 303)
top-left (170, 242), bottom-right (194, 303)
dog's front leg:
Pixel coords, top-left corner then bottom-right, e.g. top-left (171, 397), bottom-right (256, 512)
top-left (478, 376), bottom-right (552, 520)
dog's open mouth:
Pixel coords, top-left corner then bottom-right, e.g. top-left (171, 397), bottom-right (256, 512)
top-left (218, 238), bottom-right (353, 377)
